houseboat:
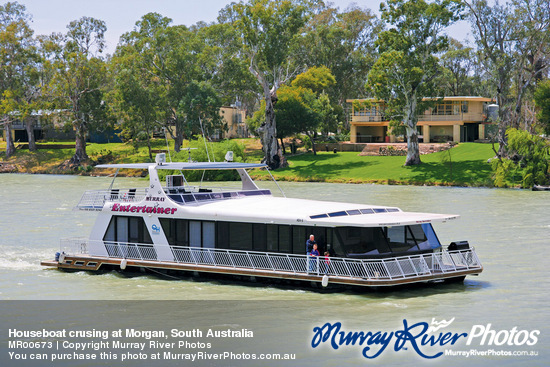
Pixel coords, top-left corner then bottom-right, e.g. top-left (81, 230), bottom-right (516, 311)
top-left (41, 154), bottom-right (483, 289)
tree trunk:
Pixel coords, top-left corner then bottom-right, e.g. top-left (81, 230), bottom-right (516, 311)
top-left (71, 121), bottom-right (88, 165)
top-left (25, 117), bottom-right (37, 152)
top-left (279, 137), bottom-right (286, 155)
top-left (404, 126), bottom-right (421, 166)
top-left (4, 120), bottom-right (16, 158)
top-left (305, 131), bottom-right (317, 155)
top-left (173, 118), bottom-right (184, 153)
top-left (403, 98), bottom-right (421, 166)
top-left (261, 91), bottom-right (281, 169)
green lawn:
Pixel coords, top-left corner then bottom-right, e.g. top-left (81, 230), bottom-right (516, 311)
top-left (251, 143), bottom-right (495, 186)
top-left (2, 139), bottom-right (496, 186)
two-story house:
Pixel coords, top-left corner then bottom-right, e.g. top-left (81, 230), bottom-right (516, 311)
top-left (347, 96), bottom-right (494, 143)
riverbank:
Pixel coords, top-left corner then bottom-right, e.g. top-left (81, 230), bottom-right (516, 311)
top-left (1, 140), bottom-right (496, 186)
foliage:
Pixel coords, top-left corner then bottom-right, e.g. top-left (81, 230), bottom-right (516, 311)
top-left (275, 85), bottom-right (319, 145)
top-left (0, 1), bottom-right (38, 157)
top-left (40, 16), bottom-right (110, 163)
top-left (293, 4), bottom-right (384, 108)
top-left (367, 0), bottom-right (464, 166)
top-left (228, 0), bottom-right (311, 169)
top-left (291, 66), bottom-right (335, 95)
top-left (491, 129), bottom-right (549, 187)
top-left (438, 39), bottom-right (475, 96)
top-left (534, 80), bottom-right (550, 135)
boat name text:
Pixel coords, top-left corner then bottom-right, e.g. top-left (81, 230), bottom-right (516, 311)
top-left (111, 203), bottom-right (177, 215)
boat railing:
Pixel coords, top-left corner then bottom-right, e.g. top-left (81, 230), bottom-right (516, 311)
top-left (59, 239), bottom-right (482, 282)
top-left (75, 186), bottom-right (272, 210)
top-left (75, 188), bottom-right (149, 210)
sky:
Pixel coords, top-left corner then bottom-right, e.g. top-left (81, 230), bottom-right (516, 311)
top-left (16, 0), bottom-right (472, 54)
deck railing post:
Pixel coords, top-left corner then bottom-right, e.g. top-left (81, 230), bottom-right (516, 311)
top-left (382, 260), bottom-right (392, 279)
top-left (342, 259), bottom-right (352, 277)
top-left (266, 253), bottom-right (274, 272)
top-left (227, 249), bottom-right (236, 268)
top-left (247, 252), bottom-right (255, 269)
top-left (285, 254), bottom-right (296, 274)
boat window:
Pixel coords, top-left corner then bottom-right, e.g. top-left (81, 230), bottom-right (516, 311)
top-left (117, 217), bottom-right (128, 243)
top-left (310, 214), bottom-right (328, 219)
top-left (217, 222), bottom-right (229, 249)
top-left (346, 209), bottom-right (361, 215)
top-left (334, 227), bottom-right (390, 256)
top-left (104, 216), bottom-right (153, 244)
top-left (278, 225), bottom-right (291, 253)
top-left (386, 226), bottom-right (418, 252)
top-left (189, 221), bottom-right (202, 247)
top-left (420, 223), bottom-right (441, 249)
top-left (203, 222), bottom-right (215, 249)
top-left (328, 211), bottom-right (347, 217)
top-left (267, 224), bottom-right (278, 252)
top-left (229, 222), bottom-right (253, 250)
top-left (360, 209), bottom-right (374, 214)
top-left (292, 226), bottom-right (307, 254)
top-left (160, 218), bottom-right (188, 247)
top-left (253, 223), bottom-right (267, 251)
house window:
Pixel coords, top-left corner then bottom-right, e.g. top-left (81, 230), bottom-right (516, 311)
top-left (461, 101), bottom-right (468, 113)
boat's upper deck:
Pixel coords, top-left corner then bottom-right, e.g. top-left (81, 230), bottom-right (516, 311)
top-left (75, 158), bottom-right (459, 227)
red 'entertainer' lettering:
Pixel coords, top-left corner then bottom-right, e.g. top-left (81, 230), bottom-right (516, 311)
top-left (111, 204), bottom-right (177, 215)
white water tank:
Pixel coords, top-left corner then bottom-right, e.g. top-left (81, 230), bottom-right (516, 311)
top-left (487, 104), bottom-right (499, 121)
top-left (155, 153), bottom-right (166, 165)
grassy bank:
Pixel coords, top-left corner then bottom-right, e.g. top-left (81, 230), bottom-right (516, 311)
top-left (252, 143), bottom-right (495, 186)
top-left (1, 140), bottom-right (495, 186)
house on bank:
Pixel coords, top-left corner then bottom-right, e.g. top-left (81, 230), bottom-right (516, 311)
top-left (347, 96), bottom-right (495, 144)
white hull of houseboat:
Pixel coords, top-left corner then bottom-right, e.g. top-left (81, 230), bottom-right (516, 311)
top-left (41, 158), bottom-right (483, 290)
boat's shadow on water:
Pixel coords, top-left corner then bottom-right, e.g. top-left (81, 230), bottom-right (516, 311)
top-left (349, 278), bottom-right (491, 300)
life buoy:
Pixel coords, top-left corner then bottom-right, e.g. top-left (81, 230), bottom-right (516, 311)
top-left (120, 259), bottom-right (127, 270)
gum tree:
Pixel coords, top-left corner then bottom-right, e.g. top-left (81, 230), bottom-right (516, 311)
top-left (366, 0), bottom-right (464, 166)
top-left (0, 2), bottom-right (36, 157)
top-left (44, 16), bottom-right (108, 164)
top-left (229, 0), bottom-right (310, 169)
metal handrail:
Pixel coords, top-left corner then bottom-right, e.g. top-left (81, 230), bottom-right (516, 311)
top-left (75, 188), bottom-right (149, 210)
top-left (75, 186), bottom-right (273, 210)
top-left (59, 238), bottom-right (482, 282)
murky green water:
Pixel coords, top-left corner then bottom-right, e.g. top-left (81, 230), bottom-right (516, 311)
top-left (0, 174), bottom-right (548, 366)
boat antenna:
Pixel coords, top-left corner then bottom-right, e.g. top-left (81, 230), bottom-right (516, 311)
top-left (108, 168), bottom-right (120, 191)
top-left (266, 167), bottom-right (286, 198)
top-left (163, 127), bottom-right (172, 163)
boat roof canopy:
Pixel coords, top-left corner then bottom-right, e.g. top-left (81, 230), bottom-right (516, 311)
top-left (95, 162), bottom-right (267, 170)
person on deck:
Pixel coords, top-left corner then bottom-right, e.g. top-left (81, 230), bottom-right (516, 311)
top-left (306, 235), bottom-right (316, 273)
top-left (310, 244), bottom-right (320, 272)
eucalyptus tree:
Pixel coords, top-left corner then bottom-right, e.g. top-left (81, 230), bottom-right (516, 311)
top-left (366, 0), bottom-right (464, 166)
top-left (439, 39), bottom-right (475, 96)
top-left (466, 0), bottom-right (550, 156)
top-left (227, 0), bottom-right (311, 169)
top-left (294, 4), bottom-right (384, 108)
top-left (113, 14), bottom-right (225, 153)
top-left (534, 80), bottom-right (550, 135)
top-left (43, 16), bottom-right (108, 164)
top-left (0, 1), bottom-right (37, 157)
top-left (509, 0), bottom-right (550, 129)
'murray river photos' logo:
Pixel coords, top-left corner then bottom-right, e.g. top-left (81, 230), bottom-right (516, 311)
top-left (310, 318), bottom-right (539, 359)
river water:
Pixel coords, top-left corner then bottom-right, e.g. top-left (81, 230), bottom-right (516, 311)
top-left (0, 174), bottom-right (548, 366)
